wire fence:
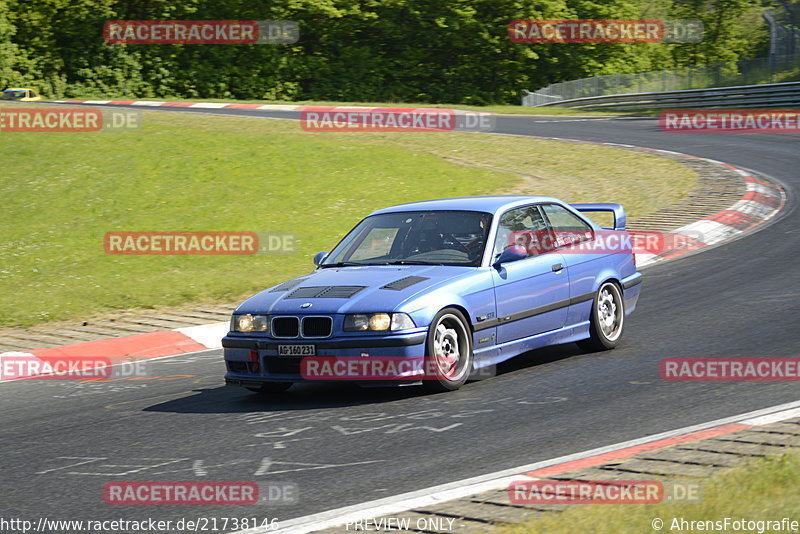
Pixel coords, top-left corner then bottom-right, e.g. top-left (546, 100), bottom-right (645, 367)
top-left (524, 10), bottom-right (800, 107)
top-left (523, 54), bottom-right (800, 106)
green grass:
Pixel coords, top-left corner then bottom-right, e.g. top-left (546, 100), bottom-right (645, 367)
top-left (347, 132), bottom-right (694, 220)
top-left (495, 452), bottom-right (800, 534)
top-left (0, 105), bottom-right (696, 326)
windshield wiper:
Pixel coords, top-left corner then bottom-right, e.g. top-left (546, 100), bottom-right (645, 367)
top-left (321, 260), bottom-right (454, 267)
top-left (318, 261), bottom-right (367, 268)
top-left (379, 260), bottom-right (442, 265)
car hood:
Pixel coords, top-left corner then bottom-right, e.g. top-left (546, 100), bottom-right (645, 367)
top-left (236, 265), bottom-right (473, 315)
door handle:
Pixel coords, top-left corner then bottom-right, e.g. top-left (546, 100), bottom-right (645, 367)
top-left (551, 263), bottom-right (564, 272)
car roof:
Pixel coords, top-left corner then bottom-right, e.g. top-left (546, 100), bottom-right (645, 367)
top-left (4, 88), bottom-right (33, 91)
top-left (369, 195), bottom-right (563, 216)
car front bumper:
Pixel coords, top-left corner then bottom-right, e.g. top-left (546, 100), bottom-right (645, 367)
top-left (222, 330), bottom-right (427, 384)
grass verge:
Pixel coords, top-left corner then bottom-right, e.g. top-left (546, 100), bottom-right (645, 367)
top-left (0, 104), bottom-right (695, 326)
top-left (494, 452), bottom-right (800, 534)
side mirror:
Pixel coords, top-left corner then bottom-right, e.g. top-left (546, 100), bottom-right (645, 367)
top-left (492, 244), bottom-right (527, 268)
top-left (313, 251), bottom-right (329, 266)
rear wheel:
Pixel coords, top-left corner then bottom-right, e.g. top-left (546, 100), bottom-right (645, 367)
top-left (247, 382), bottom-right (293, 394)
top-left (577, 281), bottom-right (624, 351)
top-left (423, 308), bottom-right (473, 392)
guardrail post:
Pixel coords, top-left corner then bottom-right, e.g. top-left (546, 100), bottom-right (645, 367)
top-left (764, 11), bottom-right (777, 82)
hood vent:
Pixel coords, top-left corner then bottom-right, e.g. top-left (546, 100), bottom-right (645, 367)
top-left (381, 276), bottom-right (430, 291)
top-left (285, 285), bottom-right (366, 299)
top-left (269, 277), bottom-right (309, 293)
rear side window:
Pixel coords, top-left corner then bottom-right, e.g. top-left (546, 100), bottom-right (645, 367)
top-left (540, 204), bottom-right (593, 247)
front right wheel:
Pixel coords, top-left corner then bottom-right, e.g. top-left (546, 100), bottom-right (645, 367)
top-left (577, 281), bottom-right (625, 352)
top-left (423, 308), bottom-right (473, 392)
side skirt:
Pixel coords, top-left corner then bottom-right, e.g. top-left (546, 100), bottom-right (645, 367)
top-left (472, 321), bottom-right (591, 369)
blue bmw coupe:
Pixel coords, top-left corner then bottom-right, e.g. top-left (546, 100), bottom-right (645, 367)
top-left (224, 196), bottom-right (642, 393)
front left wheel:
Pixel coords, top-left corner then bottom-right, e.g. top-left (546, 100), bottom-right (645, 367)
top-left (423, 308), bottom-right (474, 392)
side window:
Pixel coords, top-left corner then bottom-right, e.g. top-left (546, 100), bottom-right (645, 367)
top-left (493, 205), bottom-right (554, 258)
top-left (540, 204), bottom-right (594, 248)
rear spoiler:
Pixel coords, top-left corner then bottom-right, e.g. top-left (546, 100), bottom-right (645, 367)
top-left (570, 203), bottom-right (627, 231)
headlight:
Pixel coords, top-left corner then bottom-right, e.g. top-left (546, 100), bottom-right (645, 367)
top-left (231, 314), bottom-right (270, 333)
top-left (344, 313), bottom-right (415, 332)
top-left (369, 313), bottom-right (391, 331)
top-left (347, 314), bottom-right (370, 331)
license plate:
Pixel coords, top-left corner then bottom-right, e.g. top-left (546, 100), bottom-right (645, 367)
top-left (278, 344), bottom-right (316, 356)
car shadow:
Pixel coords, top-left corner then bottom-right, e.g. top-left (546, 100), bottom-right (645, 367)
top-left (142, 342), bottom-right (588, 414)
top-left (141, 380), bottom-right (434, 414)
top-left (496, 342), bottom-right (588, 375)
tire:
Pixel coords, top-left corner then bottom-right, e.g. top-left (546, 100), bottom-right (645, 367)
top-left (247, 382), bottom-right (293, 394)
top-left (422, 308), bottom-right (474, 392)
top-left (577, 281), bottom-right (625, 352)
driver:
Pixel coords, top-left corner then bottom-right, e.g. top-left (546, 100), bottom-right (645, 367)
top-left (417, 229), bottom-right (444, 253)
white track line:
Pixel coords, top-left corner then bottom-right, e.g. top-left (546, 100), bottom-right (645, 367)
top-left (740, 406), bottom-right (800, 426)
top-left (176, 321), bottom-right (228, 348)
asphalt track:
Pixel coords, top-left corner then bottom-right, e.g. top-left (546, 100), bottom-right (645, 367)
top-left (3, 107), bottom-right (799, 530)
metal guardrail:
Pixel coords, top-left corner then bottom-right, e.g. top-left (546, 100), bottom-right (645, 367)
top-left (525, 81), bottom-right (800, 109)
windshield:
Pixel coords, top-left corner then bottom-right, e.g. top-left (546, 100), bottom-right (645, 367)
top-left (1, 90), bottom-right (27, 100)
top-left (322, 210), bottom-right (492, 267)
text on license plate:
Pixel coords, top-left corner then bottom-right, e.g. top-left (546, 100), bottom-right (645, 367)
top-left (278, 345), bottom-right (315, 356)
